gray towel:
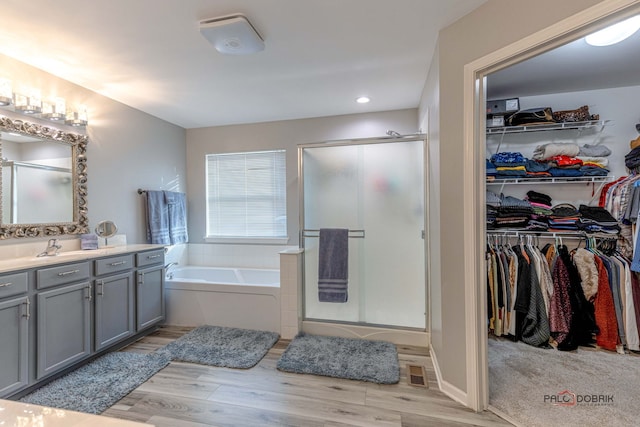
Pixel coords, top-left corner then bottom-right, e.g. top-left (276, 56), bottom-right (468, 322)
top-left (164, 191), bottom-right (189, 244)
top-left (318, 228), bottom-right (349, 303)
top-left (579, 143), bottom-right (611, 157)
top-left (146, 190), bottom-right (171, 245)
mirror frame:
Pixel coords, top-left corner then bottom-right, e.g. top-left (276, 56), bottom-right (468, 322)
top-left (0, 115), bottom-right (88, 239)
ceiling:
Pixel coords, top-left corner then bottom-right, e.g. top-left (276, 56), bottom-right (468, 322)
top-left (487, 15), bottom-right (640, 100)
top-left (0, 0), bottom-right (487, 129)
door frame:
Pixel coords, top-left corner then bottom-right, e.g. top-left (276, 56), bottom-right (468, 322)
top-left (462, 0), bottom-right (640, 411)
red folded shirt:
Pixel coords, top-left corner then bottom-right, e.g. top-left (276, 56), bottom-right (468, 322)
top-left (550, 155), bottom-right (583, 167)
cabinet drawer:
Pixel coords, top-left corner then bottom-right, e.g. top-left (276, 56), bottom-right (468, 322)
top-left (0, 272), bottom-right (28, 299)
top-left (36, 262), bottom-right (90, 290)
top-left (136, 250), bottom-right (164, 267)
top-left (95, 254), bottom-right (133, 276)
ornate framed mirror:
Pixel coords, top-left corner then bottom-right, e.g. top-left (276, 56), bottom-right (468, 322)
top-left (0, 115), bottom-right (88, 238)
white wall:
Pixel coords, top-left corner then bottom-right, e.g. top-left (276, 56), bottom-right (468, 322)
top-left (0, 53), bottom-right (186, 252)
top-left (185, 109), bottom-right (419, 246)
top-left (420, 0), bottom-right (605, 399)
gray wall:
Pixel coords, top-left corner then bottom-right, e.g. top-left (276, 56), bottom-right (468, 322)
top-left (0, 53), bottom-right (187, 247)
top-left (186, 109), bottom-right (419, 246)
top-left (420, 0), bottom-right (605, 395)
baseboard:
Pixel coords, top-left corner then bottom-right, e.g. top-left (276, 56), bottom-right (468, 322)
top-left (430, 347), bottom-right (469, 407)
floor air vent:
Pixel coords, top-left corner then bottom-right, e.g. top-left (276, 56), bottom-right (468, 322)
top-left (407, 364), bottom-right (428, 388)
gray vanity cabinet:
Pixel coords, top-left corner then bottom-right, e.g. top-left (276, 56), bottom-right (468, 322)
top-left (0, 295), bottom-right (29, 396)
top-left (136, 249), bottom-right (165, 331)
top-left (0, 271), bottom-right (29, 397)
top-left (94, 255), bottom-right (135, 351)
top-left (36, 263), bottom-right (92, 379)
top-left (94, 271), bottom-right (135, 351)
top-left (0, 246), bottom-right (166, 399)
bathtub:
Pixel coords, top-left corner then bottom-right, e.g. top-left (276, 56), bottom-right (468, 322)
top-left (164, 266), bottom-right (281, 333)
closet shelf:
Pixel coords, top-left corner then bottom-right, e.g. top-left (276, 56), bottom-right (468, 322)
top-left (486, 176), bottom-right (615, 185)
top-left (486, 230), bottom-right (616, 240)
top-left (486, 119), bottom-right (610, 135)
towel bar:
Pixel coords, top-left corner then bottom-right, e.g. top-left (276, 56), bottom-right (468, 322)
top-left (302, 229), bottom-right (365, 238)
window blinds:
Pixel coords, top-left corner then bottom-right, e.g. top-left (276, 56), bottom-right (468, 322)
top-left (206, 150), bottom-right (286, 238)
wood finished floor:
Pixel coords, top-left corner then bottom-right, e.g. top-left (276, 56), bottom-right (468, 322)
top-left (102, 326), bottom-right (512, 427)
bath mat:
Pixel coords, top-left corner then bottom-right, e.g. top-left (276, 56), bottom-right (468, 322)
top-left (19, 351), bottom-right (170, 414)
top-left (276, 333), bottom-right (400, 384)
top-left (160, 325), bottom-right (280, 368)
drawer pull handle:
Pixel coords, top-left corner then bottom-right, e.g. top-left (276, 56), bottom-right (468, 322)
top-left (0, 282), bottom-right (12, 288)
top-left (147, 254), bottom-right (161, 259)
top-left (57, 269), bottom-right (80, 277)
top-left (109, 261), bottom-right (127, 266)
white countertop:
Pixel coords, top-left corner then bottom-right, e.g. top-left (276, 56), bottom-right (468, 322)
top-left (0, 399), bottom-right (152, 426)
top-left (0, 244), bottom-right (165, 274)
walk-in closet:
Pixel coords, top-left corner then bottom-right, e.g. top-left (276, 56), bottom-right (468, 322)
top-left (483, 14), bottom-right (640, 426)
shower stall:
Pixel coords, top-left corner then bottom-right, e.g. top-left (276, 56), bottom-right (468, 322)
top-left (299, 135), bottom-right (427, 343)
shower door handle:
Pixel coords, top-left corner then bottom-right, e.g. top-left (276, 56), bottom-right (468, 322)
top-left (421, 230), bottom-right (425, 239)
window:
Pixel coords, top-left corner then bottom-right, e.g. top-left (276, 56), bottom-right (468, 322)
top-left (206, 150), bottom-right (287, 242)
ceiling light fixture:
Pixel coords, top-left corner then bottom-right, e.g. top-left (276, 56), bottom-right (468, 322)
top-left (356, 96), bottom-right (370, 104)
top-left (199, 14), bottom-right (264, 55)
top-left (585, 15), bottom-right (640, 46)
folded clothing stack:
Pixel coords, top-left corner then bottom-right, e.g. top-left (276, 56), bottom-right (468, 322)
top-left (494, 195), bottom-right (533, 228)
top-left (486, 190), bottom-right (501, 229)
top-left (548, 203), bottom-right (580, 231)
top-left (529, 142), bottom-right (610, 177)
top-left (524, 190), bottom-right (552, 231)
top-left (486, 143), bottom-right (610, 179)
top-left (578, 205), bottom-right (621, 234)
top-left (490, 152), bottom-right (528, 177)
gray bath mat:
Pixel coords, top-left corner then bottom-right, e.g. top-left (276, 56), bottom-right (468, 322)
top-left (20, 351), bottom-right (170, 414)
top-left (276, 333), bottom-right (400, 384)
top-left (160, 325), bottom-right (280, 368)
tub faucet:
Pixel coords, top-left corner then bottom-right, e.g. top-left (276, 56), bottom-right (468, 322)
top-left (164, 262), bottom-right (179, 279)
top-left (37, 239), bottom-right (62, 257)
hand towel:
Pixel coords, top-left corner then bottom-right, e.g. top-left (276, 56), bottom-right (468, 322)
top-left (164, 191), bottom-right (189, 244)
top-left (318, 228), bottom-right (349, 303)
top-left (146, 190), bottom-right (171, 245)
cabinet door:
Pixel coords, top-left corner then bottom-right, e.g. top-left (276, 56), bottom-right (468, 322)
top-left (95, 272), bottom-right (135, 351)
top-left (37, 282), bottom-right (92, 379)
top-left (0, 296), bottom-right (29, 397)
top-left (136, 266), bottom-right (164, 331)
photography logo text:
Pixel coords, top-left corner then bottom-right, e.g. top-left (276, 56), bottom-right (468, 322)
top-left (544, 390), bottom-right (614, 407)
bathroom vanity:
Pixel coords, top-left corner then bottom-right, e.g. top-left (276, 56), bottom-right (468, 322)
top-left (0, 244), bottom-right (165, 399)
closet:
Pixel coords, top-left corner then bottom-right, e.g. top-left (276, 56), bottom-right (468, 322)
top-left (484, 101), bottom-right (640, 353)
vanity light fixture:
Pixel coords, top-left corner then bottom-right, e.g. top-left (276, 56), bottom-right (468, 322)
top-left (65, 105), bottom-right (88, 127)
top-left (0, 80), bottom-right (88, 127)
top-left (14, 88), bottom-right (42, 114)
top-left (0, 78), bottom-right (12, 106)
top-left (199, 14), bottom-right (265, 55)
top-left (356, 96), bottom-right (371, 104)
top-left (585, 15), bottom-right (640, 46)
top-left (42, 97), bottom-right (66, 121)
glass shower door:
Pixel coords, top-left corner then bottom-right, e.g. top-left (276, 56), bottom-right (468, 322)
top-left (302, 139), bottom-right (425, 329)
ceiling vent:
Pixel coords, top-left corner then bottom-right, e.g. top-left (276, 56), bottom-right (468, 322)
top-left (199, 14), bottom-right (264, 55)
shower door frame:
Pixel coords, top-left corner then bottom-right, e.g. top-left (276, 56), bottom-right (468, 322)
top-left (298, 134), bottom-right (429, 334)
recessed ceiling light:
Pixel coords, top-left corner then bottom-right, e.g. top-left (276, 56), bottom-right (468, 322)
top-left (585, 15), bottom-right (640, 46)
top-left (356, 96), bottom-right (370, 104)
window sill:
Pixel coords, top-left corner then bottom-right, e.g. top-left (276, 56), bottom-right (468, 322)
top-left (204, 237), bottom-right (290, 245)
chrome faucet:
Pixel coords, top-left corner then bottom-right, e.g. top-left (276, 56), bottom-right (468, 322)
top-left (164, 262), bottom-right (179, 279)
top-left (37, 239), bottom-right (62, 257)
